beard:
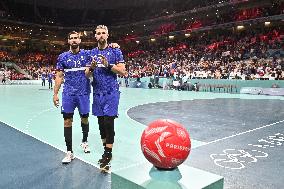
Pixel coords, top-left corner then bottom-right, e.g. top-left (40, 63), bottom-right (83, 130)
top-left (98, 38), bottom-right (106, 46)
top-left (70, 43), bottom-right (79, 49)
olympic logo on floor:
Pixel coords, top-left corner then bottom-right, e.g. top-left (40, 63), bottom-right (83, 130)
top-left (210, 133), bottom-right (284, 170)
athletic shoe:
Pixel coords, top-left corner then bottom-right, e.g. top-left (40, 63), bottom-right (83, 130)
top-left (62, 151), bottom-right (74, 164)
top-left (80, 142), bottom-right (90, 153)
top-left (100, 152), bottom-right (112, 173)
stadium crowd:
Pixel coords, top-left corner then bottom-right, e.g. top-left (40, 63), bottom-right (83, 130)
top-left (125, 27), bottom-right (283, 81)
top-left (0, 2), bottom-right (283, 81)
top-left (0, 26), bottom-right (283, 81)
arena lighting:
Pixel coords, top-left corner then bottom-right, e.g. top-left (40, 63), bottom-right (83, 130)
top-left (150, 38), bottom-right (156, 42)
top-left (265, 21), bottom-right (271, 26)
top-left (185, 33), bottom-right (191, 37)
top-left (237, 25), bottom-right (244, 30)
top-left (169, 35), bottom-right (174, 39)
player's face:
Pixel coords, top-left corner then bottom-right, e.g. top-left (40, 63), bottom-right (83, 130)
top-left (68, 33), bottom-right (81, 49)
top-left (95, 28), bottom-right (108, 44)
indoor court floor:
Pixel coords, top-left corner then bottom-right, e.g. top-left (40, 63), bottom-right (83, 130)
top-left (0, 85), bottom-right (283, 189)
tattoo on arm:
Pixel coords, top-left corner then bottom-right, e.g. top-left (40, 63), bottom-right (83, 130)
top-left (54, 71), bottom-right (64, 95)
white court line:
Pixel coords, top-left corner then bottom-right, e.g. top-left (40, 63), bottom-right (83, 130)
top-left (25, 108), bottom-right (53, 132)
top-left (198, 119), bottom-right (284, 147)
top-left (0, 120), bottom-right (101, 170)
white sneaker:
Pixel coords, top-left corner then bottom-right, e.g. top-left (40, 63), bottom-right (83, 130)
top-left (80, 142), bottom-right (90, 153)
top-left (62, 151), bottom-right (75, 164)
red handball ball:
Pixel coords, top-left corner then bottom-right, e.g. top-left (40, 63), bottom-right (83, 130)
top-left (140, 119), bottom-right (191, 169)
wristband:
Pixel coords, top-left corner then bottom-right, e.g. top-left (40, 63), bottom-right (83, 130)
top-left (89, 67), bottom-right (94, 72)
top-left (108, 64), bottom-right (113, 70)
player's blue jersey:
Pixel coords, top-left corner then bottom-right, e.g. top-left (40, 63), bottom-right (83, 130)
top-left (47, 73), bottom-right (53, 82)
top-left (56, 49), bottom-right (91, 95)
top-left (41, 73), bottom-right (46, 80)
top-left (88, 47), bottom-right (124, 94)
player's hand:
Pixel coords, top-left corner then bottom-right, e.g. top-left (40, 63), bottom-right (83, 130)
top-left (53, 94), bottom-right (59, 108)
top-left (98, 55), bottom-right (109, 67)
top-left (90, 56), bottom-right (98, 69)
top-left (109, 43), bottom-right (120, 48)
top-left (122, 71), bottom-right (128, 77)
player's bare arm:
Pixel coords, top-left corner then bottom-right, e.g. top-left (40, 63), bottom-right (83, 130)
top-left (99, 55), bottom-right (127, 77)
top-left (111, 63), bottom-right (128, 77)
top-left (53, 70), bottom-right (64, 107)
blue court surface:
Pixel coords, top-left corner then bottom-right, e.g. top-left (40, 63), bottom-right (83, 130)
top-left (0, 85), bottom-right (283, 189)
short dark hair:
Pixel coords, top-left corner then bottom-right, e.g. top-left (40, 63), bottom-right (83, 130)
top-left (68, 31), bottom-right (80, 39)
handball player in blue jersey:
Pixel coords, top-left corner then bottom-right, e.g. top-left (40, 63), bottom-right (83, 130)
top-left (47, 70), bottom-right (54, 89)
top-left (53, 31), bottom-right (92, 164)
top-left (85, 25), bottom-right (128, 172)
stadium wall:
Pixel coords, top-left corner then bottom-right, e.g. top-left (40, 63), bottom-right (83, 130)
top-left (118, 77), bottom-right (284, 92)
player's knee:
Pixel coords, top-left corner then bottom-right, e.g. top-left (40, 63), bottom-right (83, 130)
top-left (81, 119), bottom-right (89, 133)
top-left (64, 118), bottom-right (72, 127)
top-left (104, 116), bottom-right (115, 144)
top-left (80, 113), bottom-right (89, 124)
top-left (97, 116), bottom-right (106, 139)
top-left (81, 117), bottom-right (89, 125)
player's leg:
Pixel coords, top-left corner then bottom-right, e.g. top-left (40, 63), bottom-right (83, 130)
top-left (61, 94), bottom-right (76, 164)
top-left (62, 113), bottom-right (74, 164)
top-left (92, 94), bottom-right (108, 164)
top-left (100, 116), bottom-right (115, 172)
top-left (99, 91), bottom-right (120, 172)
top-left (78, 95), bottom-right (91, 153)
top-left (80, 114), bottom-right (90, 153)
top-left (97, 116), bottom-right (107, 164)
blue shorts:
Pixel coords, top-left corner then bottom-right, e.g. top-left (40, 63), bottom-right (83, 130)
top-left (92, 91), bottom-right (120, 116)
top-left (61, 94), bottom-right (90, 115)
